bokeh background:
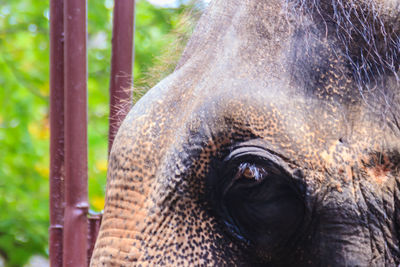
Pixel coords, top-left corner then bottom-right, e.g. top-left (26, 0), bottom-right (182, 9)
top-left (0, 0), bottom-right (207, 265)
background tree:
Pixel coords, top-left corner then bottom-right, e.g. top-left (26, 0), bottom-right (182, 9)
top-left (0, 0), bottom-right (201, 265)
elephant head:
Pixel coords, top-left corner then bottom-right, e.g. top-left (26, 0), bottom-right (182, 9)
top-left (91, 0), bottom-right (400, 265)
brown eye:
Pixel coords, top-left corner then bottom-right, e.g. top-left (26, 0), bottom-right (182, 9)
top-left (236, 163), bottom-right (268, 182)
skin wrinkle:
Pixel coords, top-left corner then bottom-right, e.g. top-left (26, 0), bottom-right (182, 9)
top-left (357, 174), bottom-right (380, 263)
top-left (372, 182), bottom-right (398, 262)
top-left (348, 165), bottom-right (377, 261)
top-left (91, 0), bottom-right (400, 266)
top-left (395, 178), bottom-right (400, 255)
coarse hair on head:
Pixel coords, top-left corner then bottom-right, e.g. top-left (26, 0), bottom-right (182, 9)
top-left (284, 0), bottom-right (400, 126)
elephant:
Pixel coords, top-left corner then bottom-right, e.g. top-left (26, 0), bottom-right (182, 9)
top-left (91, 0), bottom-right (400, 265)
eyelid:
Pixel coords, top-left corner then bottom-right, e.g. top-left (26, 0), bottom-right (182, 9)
top-left (225, 145), bottom-right (286, 167)
top-left (224, 146), bottom-right (273, 162)
top-left (225, 139), bottom-right (299, 168)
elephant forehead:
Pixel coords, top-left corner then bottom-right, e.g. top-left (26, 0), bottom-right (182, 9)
top-left (180, 87), bottom-right (394, 163)
top-left (113, 84), bottom-right (398, 195)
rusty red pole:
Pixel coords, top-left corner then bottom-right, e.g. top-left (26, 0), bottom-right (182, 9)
top-left (108, 0), bottom-right (135, 154)
top-left (87, 214), bottom-right (102, 265)
top-left (63, 0), bottom-right (89, 265)
top-left (49, 0), bottom-right (65, 266)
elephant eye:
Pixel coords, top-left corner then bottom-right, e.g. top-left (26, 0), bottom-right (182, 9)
top-left (236, 163), bottom-right (267, 182)
top-left (209, 153), bottom-right (305, 253)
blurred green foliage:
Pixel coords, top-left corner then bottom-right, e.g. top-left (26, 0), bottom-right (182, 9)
top-left (0, 0), bottom-right (197, 265)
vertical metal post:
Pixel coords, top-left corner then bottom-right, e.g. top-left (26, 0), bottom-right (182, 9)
top-left (50, 0), bottom-right (136, 265)
top-left (87, 214), bottom-right (103, 265)
top-left (63, 0), bottom-right (89, 265)
top-left (86, 1), bottom-right (135, 263)
top-left (108, 0), bottom-right (135, 154)
top-left (49, 0), bottom-right (65, 266)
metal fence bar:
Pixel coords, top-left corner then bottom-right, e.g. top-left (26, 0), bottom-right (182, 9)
top-left (49, 0), bottom-right (136, 265)
top-left (108, 0), bottom-right (135, 154)
top-left (63, 0), bottom-right (89, 265)
top-left (85, 1), bottom-right (136, 262)
top-left (49, 0), bottom-right (65, 265)
top-left (87, 214), bottom-right (103, 265)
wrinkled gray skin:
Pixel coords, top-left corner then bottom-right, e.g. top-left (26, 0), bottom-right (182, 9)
top-left (91, 0), bottom-right (400, 266)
